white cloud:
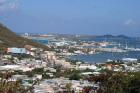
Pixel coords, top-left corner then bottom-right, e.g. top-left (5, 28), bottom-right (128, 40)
top-left (124, 19), bottom-right (136, 26)
top-left (0, 0), bottom-right (7, 4)
top-left (0, 0), bottom-right (20, 12)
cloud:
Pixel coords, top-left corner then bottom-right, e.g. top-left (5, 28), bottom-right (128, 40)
top-left (0, 0), bottom-right (20, 12)
top-left (124, 19), bottom-right (136, 26)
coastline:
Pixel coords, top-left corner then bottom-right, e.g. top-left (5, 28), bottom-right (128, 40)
top-left (68, 51), bottom-right (140, 64)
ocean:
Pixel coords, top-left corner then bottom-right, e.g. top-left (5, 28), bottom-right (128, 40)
top-left (70, 51), bottom-right (140, 63)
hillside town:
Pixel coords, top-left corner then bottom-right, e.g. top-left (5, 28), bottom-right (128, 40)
top-left (0, 0), bottom-right (140, 93)
top-left (0, 39), bottom-right (140, 93)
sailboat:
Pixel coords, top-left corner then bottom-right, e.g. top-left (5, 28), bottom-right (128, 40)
top-left (124, 43), bottom-right (140, 51)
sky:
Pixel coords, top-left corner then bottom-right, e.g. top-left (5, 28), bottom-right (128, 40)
top-left (0, 0), bottom-right (140, 36)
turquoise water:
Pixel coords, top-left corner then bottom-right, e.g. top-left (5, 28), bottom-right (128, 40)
top-left (33, 39), bottom-right (48, 44)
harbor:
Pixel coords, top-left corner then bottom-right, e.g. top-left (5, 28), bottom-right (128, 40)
top-left (28, 35), bottom-right (140, 64)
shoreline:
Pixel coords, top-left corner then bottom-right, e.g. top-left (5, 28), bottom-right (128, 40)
top-left (67, 51), bottom-right (140, 64)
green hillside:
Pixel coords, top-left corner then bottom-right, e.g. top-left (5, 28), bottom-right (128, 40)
top-left (0, 23), bottom-right (49, 50)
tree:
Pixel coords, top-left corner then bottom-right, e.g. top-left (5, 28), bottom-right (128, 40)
top-left (69, 72), bottom-right (81, 80)
top-left (65, 83), bottom-right (72, 93)
top-left (0, 71), bottom-right (37, 93)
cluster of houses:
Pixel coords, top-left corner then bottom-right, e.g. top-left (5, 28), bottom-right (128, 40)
top-left (34, 78), bottom-right (97, 93)
top-left (1, 44), bottom-right (140, 73)
top-left (33, 58), bottom-right (140, 93)
top-left (0, 43), bottom-right (140, 93)
top-left (6, 45), bottom-right (43, 56)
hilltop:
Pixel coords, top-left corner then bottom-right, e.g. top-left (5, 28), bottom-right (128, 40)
top-left (0, 23), bottom-right (49, 50)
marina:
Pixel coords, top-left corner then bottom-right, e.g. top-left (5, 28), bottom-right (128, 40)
top-left (31, 35), bottom-right (140, 64)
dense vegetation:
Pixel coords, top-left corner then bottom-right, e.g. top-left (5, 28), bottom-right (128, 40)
top-left (85, 70), bottom-right (140, 93)
top-left (0, 23), bottom-right (49, 50)
top-left (0, 71), bottom-right (37, 93)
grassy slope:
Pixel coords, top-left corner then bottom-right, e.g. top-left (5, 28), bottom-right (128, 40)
top-left (0, 23), bottom-right (49, 50)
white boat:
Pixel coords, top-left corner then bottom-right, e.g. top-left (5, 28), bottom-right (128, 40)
top-left (107, 59), bottom-right (113, 62)
top-left (122, 58), bottom-right (138, 62)
top-left (124, 44), bottom-right (140, 51)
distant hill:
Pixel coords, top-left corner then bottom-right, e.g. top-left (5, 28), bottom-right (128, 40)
top-left (76, 34), bottom-right (131, 40)
top-left (116, 35), bottom-right (131, 39)
top-left (0, 23), bottom-right (50, 50)
top-left (94, 34), bottom-right (131, 39)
